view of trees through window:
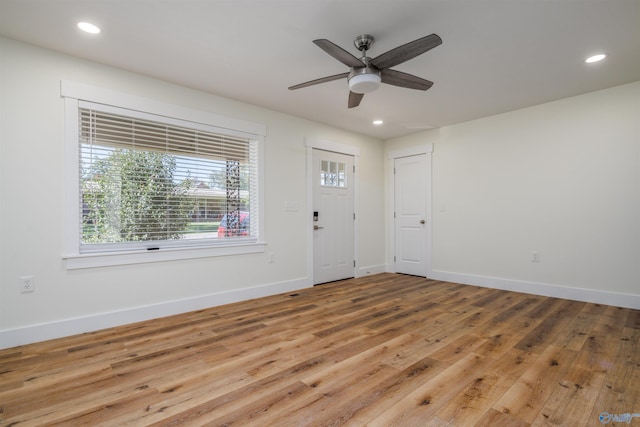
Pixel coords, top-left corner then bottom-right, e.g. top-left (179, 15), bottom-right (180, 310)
top-left (81, 144), bottom-right (250, 246)
top-left (82, 148), bottom-right (192, 243)
top-left (79, 106), bottom-right (254, 256)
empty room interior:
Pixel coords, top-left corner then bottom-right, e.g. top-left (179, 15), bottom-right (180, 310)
top-left (1, 1), bottom-right (639, 425)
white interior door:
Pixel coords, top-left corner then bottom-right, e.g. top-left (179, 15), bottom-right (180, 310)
top-left (313, 149), bottom-right (354, 284)
top-left (394, 154), bottom-right (428, 276)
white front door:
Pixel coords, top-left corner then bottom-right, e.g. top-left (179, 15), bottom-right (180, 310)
top-left (394, 154), bottom-right (428, 276)
top-left (313, 149), bottom-right (354, 284)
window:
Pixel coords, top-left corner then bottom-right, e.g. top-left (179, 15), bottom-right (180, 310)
top-left (320, 160), bottom-right (346, 187)
top-left (62, 82), bottom-right (265, 268)
top-left (79, 106), bottom-right (257, 251)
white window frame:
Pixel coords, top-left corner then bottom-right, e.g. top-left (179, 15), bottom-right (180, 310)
top-left (62, 81), bottom-right (266, 269)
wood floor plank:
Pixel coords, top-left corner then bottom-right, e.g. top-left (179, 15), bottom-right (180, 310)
top-left (514, 299), bottom-right (586, 354)
top-left (202, 380), bottom-right (320, 427)
top-left (47, 388), bottom-right (162, 426)
top-left (590, 324), bottom-right (640, 419)
top-left (0, 273), bottom-right (637, 426)
top-left (624, 309), bottom-right (640, 329)
top-left (136, 365), bottom-right (255, 425)
top-left (278, 363), bottom-right (401, 427)
top-left (553, 303), bottom-right (607, 352)
top-left (435, 347), bottom-right (538, 426)
top-left (475, 408), bottom-right (531, 427)
top-left (529, 304), bottom-right (613, 425)
top-left (491, 344), bottom-right (578, 424)
top-left (367, 352), bottom-right (495, 426)
top-left (530, 348), bottom-right (606, 425)
top-left (331, 355), bottom-right (445, 425)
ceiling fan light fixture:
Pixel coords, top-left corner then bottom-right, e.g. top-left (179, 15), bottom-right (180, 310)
top-left (349, 73), bottom-right (381, 94)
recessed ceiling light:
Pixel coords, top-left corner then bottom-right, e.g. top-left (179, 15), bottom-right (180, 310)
top-left (77, 22), bottom-right (101, 34)
top-left (373, 120), bottom-right (384, 125)
top-left (585, 54), bottom-right (606, 63)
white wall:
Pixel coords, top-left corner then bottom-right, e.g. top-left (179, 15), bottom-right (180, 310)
top-left (386, 81), bottom-right (640, 308)
top-left (0, 37), bottom-right (385, 348)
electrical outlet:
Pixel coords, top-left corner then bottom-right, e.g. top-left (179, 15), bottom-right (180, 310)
top-left (20, 276), bottom-right (35, 293)
top-left (531, 251), bottom-right (540, 263)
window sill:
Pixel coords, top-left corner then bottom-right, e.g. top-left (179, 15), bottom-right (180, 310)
top-left (63, 242), bottom-right (266, 270)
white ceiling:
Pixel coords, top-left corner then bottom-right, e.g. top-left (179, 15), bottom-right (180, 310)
top-left (1, 0), bottom-right (639, 139)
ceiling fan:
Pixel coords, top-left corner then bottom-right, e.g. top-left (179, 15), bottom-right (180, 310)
top-left (288, 33), bottom-right (442, 108)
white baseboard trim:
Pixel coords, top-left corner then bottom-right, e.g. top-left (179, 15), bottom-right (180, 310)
top-left (4, 271), bottom-right (636, 350)
top-left (356, 264), bottom-right (387, 278)
top-left (428, 270), bottom-right (640, 310)
top-left (0, 277), bottom-right (309, 350)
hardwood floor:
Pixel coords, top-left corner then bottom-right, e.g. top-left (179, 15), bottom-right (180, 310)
top-left (1, 273), bottom-right (638, 426)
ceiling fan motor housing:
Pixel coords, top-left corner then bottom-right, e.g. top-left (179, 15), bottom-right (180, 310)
top-left (353, 34), bottom-right (375, 52)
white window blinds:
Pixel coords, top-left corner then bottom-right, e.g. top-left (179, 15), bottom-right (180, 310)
top-left (79, 105), bottom-right (258, 253)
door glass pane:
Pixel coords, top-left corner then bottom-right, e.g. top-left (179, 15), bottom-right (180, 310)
top-left (320, 160), bottom-right (347, 188)
top-left (320, 160), bottom-right (328, 186)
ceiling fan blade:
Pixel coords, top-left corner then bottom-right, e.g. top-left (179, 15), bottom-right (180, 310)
top-left (370, 34), bottom-right (442, 70)
top-left (313, 39), bottom-right (364, 68)
top-left (381, 69), bottom-right (433, 91)
top-left (288, 72), bottom-right (349, 90)
top-left (348, 91), bottom-right (364, 108)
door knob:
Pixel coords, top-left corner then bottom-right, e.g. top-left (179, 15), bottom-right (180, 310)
top-left (419, 220), bottom-right (425, 224)
top-left (314, 225), bottom-right (324, 230)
